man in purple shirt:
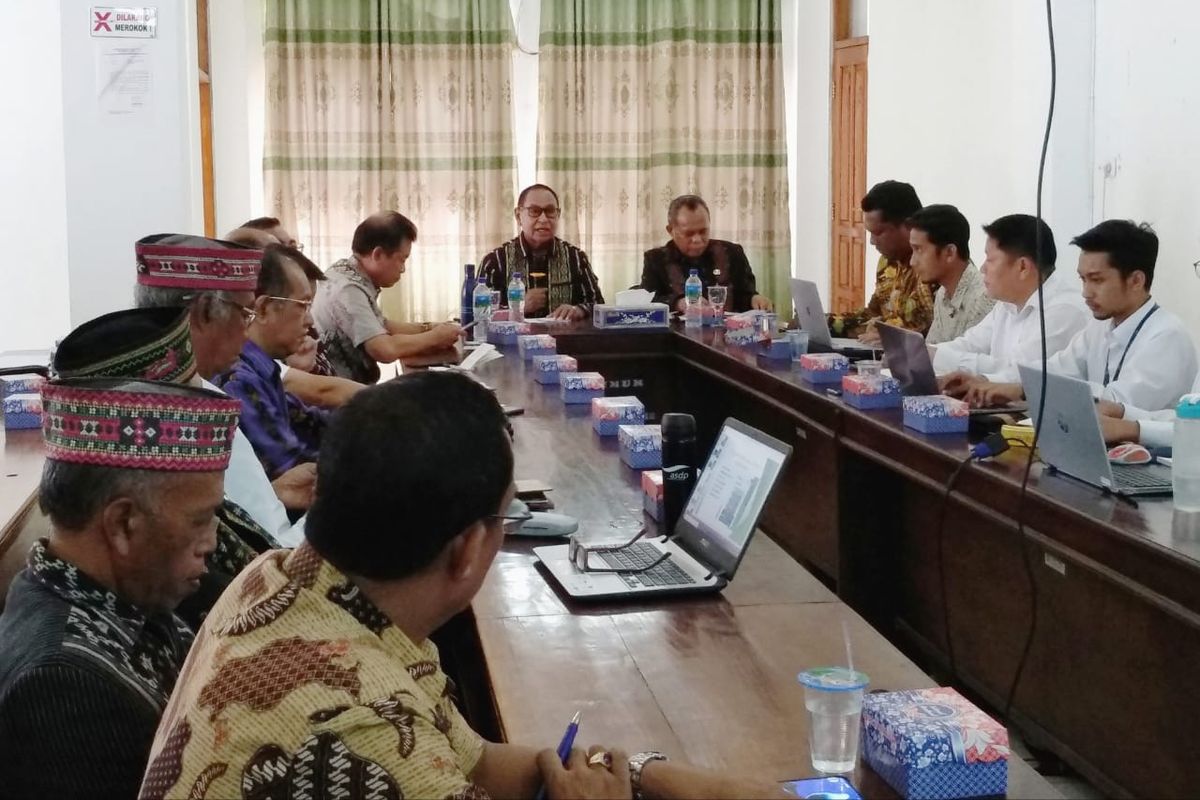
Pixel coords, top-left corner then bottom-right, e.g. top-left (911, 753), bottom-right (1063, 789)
top-left (217, 245), bottom-right (330, 479)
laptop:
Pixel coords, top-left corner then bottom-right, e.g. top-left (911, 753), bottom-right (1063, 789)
top-left (534, 418), bottom-right (792, 600)
top-left (877, 322), bottom-right (1028, 417)
top-left (790, 278), bottom-right (881, 356)
top-left (1018, 364), bottom-right (1172, 496)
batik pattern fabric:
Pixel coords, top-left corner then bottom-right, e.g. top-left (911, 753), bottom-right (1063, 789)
top-left (478, 236), bottom-right (604, 314)
top-left (215, 340), bottom-right (327, 480)
top-left (139, 543), bottom-right (488, 800)
top-left (830, 256), bottom-right (935, 338)
top-left (312, 258), bottom-right (389, 385)
top-left (0, 540), bottom-right (193, 799)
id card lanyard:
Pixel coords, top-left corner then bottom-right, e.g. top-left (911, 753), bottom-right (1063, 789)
top-left (1103, 303), bottom-right (1159, 386)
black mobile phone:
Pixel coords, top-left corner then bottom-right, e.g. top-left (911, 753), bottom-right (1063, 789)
top-left (825, 387), bottom-right (843, 397)
top-left (502, 404), bottom-right (525, 416)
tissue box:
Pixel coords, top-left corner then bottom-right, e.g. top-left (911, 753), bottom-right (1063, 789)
top-left (842, 374), bottom-right (903, 409)
top-left (1, 374), bottom-right (46, 398)
top-left (642, 469), bottom-right (664, 520)
top-left (861, 687), bottom-right (1009, 800)
top-left (532, 354), bottom-right (578, 385)
top-left (903, 396), bottom-right (969, 434)
top-left (517, 334), bottom-right (556, 360)
top-left (488, 321), bottom-right (532, 346)
top-left (799, 353), bottom-right (850, 384)
top-left (592, 396), bottom-right (646, 435)
top-left (593, 303), bottom-right (670, 329)
top-left (618, 424), bottom-right (662, 469)
top-left (3, 394), bottom-right (43, 430)
top-left (559, 372), bottom-right (605, 404)
top-left (759, 335), bottom-right (792, 361)
top-left (724, 327), bottom-right (761, 346)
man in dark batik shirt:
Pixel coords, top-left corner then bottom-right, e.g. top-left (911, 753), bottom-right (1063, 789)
top-left (218, 245), bottom-right (331, 479)
top-left (641, 194), bottom-right (773, 314)
top-left (478, 183), bottom-right (604, 321)
top-left (0, 378), bottom-right (241, 799)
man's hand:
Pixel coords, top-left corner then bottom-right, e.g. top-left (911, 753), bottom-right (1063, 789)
top-left (939, 370), bottom-right (985, 399)
top-left (549, 304), bottom-right (586, 321)
top-left (428, 322), bottom-right (462, 348)
top-left (857, 320), bottom-right (882, 346)
top-left (537, 747), bottom-right (632, 800)
top-left (1096, 399), bottom-right (1126, 419)
top-left (271, 462), bottom-right (317, 510)
top-left (750, 294), bottom-right (774, 312)
top-left (1100, 416), bottom-right (1141, 445)
top-left (286, 335), bottom-right (319, 372)
top-left (675, 297), bottom-right (711, 314)
top-left (964, 381), bottom-right (1024, 408)
top-left (525, 288), bottom-right (550, 317)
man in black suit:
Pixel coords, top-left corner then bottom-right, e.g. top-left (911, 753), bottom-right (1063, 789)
top-left (640, 194), bottom-right (773, 313)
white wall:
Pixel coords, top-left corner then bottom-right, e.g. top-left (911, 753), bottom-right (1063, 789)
top-left (59, 0), bottom-right (204, 327)
top-left (210, 0), bottom-right (265, 236)
top-left (0, 1), bottom-right (71, 351)
top-left (1094, 0), bottom-right (1200, 334)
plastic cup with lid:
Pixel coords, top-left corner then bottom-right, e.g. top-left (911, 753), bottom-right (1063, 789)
top-left (797, 667), bottom-right (870, 774)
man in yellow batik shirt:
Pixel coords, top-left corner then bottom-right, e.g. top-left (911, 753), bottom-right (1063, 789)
top-left (830, 180), bottom-right (934, 344)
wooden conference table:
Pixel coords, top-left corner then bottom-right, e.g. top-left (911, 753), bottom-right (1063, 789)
top-left (447, 339), bottom-right (1057, 799)
top-left (460, 321), bottom-right (1195, 800)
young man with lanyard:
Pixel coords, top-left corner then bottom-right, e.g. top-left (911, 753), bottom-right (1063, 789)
top-left (965, 220), bottom-right (1197, 412)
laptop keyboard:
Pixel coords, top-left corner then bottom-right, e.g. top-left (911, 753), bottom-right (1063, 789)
top-left (597, 542), bottom-right (698, 588)
top-left (1112, 463), bottom-right (1173, 490)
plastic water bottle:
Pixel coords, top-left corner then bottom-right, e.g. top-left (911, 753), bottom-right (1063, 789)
top-left (1173, 394), bottom-right (1200, 511)
top-left (460, 263), bottom-right (476, 327)
top-left (508, 271), bottom-right (526, 323)
top-left (684, 269), bottom-right (703, 329)
top-left (472, 278), bottom-right (491, 343)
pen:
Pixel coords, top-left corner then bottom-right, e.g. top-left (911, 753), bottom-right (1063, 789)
top-left (461, 319), bottom-right (480, 333)
top-left (534, 710), bottom-right (581, 800)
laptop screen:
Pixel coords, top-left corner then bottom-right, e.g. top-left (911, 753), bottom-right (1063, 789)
top-left (677, 419), bottom-right (791, 579)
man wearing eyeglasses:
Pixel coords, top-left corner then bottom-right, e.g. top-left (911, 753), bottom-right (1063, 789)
top-left (216, 244), bottom-right (331, 480)
top-left (478, 184), bottom-right (605, 321)
top-left (641, 194), bottom-right (773, 314)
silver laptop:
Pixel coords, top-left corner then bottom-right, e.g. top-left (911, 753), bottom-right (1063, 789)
top-left (790, 278), bottom-right (879, 353)
top-left (534, 418), bottom-right (792, 600)
top-left (877, 322), bottom-right (1027, 417)
top-left (1019, 365), bottom-right (1172, 496)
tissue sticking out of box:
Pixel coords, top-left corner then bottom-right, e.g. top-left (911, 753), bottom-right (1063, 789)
top-left (616, 288), bottom-right (655, 307)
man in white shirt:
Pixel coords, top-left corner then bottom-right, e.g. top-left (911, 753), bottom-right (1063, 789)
top-left (935, 214), bottom-right (1088, 395)
top-left (133, 234), bottom-right (309, 547)
top-left (967, 220), bottom-right (1197, 412)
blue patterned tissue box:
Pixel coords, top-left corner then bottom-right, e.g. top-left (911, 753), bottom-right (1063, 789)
top-left (488, 321), bottom-right (532, 346)
top-left (724, 326), bottom-right (760, 346)
top-left (592, 396), bottom-right (645, 436)
top-left (903, 395), bottom-right (969, 434)
top-left (799, 353), bottom-right (850, 384)
top-left (618, 424), bottom-right (662, 469)
top-left (842, 374), bottom-right (902, 409)
top-left (532, 354), bottom-right (578, 385)
top-left (592, 304), bottom-right (670, 329)
top-left (862, 687), bottom-right (1009, 800)
top-left (1, 374), bottom-right (46, 398)
top-left (517, 334), bottom-right (556, 360)
top-left (3, 394), bottom-right (42, 430)
top-left (559, 372), bottom-right (605, 404)
top-left (642, 469), bottom-right (664, 520)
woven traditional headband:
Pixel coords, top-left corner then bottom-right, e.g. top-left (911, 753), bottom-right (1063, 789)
top-left (54, 307), bottom-right (196, 385)
top-left (135, 234), bottom-right (262, 292)
top-left (41, 381), bottom-right (241, 472)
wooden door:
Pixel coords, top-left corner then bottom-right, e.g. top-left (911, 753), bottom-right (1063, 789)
top-left (830, 38), bottom-right (868, 313)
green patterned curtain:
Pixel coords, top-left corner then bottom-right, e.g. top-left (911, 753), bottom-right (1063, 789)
top-left (263, 1), bottom-right (515, 322)
top-left (536, 0), bottom-right (790, 310)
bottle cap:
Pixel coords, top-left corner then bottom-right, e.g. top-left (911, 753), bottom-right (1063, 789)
top-left (689, 268), bottom-right (699, 276)
top-left (661, 412), bottom-right (696, 438)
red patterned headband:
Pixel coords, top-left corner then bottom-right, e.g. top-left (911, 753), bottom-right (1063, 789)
top-left (41, 381), bottom-right (241, 472)
top-left (135, 235), bottom-right (262, 292)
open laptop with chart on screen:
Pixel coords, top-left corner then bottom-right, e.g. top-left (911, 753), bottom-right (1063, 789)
top-left (534, 418), bottom-right (792, 600)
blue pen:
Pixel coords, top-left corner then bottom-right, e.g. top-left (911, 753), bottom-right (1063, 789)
top-left (535, 710), bottom-right (581, 800)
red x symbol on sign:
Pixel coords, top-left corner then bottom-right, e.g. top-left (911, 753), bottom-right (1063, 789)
top-left (93, 11), bottom-right (112, 32)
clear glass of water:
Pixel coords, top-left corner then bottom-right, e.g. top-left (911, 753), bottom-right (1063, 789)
top-left (798, 667), bottom-right (870, 774)
top-left (786, 330), bottom-right (810, 362)
top-left (708, 285), bottom-right (728, 325)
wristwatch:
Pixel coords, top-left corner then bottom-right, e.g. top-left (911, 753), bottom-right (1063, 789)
top-left (628, 751), bottom-right (667, 799)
